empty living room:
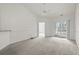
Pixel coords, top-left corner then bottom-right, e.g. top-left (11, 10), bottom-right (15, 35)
top-left (0, 2), bottom-right (79, 56)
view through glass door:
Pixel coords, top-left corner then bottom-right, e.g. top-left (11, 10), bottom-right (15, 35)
top-left (56, 20), bottom-right (70, 38)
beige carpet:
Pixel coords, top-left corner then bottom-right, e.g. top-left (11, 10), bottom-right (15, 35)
top-left (0, 37), bottom-right (79, 55)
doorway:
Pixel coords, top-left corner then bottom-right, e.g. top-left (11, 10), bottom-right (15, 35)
top-left (38, 22), bottom-right (45, 37)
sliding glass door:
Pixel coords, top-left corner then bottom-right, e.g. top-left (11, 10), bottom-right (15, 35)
top-left (56, 20), bottom-right (70, 38)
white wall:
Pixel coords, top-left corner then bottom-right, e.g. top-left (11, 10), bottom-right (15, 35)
top-left (75, 4), bottom-right (79, 48)
top-left (0, 31), bottom-right (10, 50)
top-left (0, 4), bottom-right (37, 44)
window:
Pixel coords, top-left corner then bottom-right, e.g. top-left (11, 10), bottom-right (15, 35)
top-left (56, 21), bottom-right (67, 36)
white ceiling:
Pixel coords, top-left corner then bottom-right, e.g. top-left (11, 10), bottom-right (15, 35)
top-left (0, 3), bottom-right (76, 19)
top-left (25, 3), bottom-right (76, 19)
